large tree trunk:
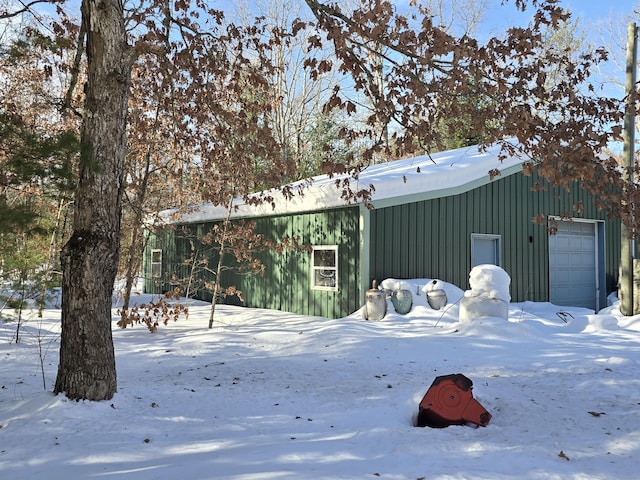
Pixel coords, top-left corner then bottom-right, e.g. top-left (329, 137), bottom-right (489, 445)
top-left (54, 0), bottom-right (132, 401)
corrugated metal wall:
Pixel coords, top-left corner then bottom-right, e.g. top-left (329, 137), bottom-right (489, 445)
top-left (368, 170), bottom-right (621, 303)
top-left (145, 170), bottom-right (621, 317)
top-left (144, 206), bottom-right (362, 319)
top-left (230, 208), bottom-right (361, 318)
top-left (144, 223), bottom-right (214, 298)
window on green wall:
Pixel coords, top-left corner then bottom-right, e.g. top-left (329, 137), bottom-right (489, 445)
top-left (151, 249), bottom-right (162, 278)
top-left (311, 246), bottom-right (338, 291)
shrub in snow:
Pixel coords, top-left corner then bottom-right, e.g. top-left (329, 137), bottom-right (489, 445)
top-left (459, 265), bottom-right (510, 322)
top-left (117, 288), bottom-right (189, 332)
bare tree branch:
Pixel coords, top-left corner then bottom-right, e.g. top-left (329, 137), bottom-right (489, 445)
top-left (0, 0), bottom-right (59, 20)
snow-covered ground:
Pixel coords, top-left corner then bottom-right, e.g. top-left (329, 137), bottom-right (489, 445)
top-left (1, 276), bottom-right (640, 479)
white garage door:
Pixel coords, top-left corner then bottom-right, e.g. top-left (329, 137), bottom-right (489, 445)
top-left (549, 221), bottom-right (598, 310)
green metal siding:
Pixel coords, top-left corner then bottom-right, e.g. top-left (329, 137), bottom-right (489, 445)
top-left (144, 207), bottom-right (362, 319)
top-left (143, 223), bottom-right (216, 299)
top-left (145, 169), bottom-right (621, 317)
top-left (367, 170), bottom-right (620, 304)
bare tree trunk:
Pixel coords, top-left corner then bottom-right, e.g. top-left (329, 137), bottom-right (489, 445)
top-left (54, 0), bottom-right (133, 401)
top-left (39, 198), bottom-right (70, 317)
top-left (185, 247), bottom-right (199, 302)
top-left (121, 104), bottom-right (159, 313)
top-left (121, 226), bottom-right (143, 312)
top-left (207, 239), bottom-right (226, 329)
top-left (208, 198), bottom-right (233, 329)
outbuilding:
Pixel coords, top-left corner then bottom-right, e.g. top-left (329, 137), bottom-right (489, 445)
top-left (144, 143), bottom-right (620, 318)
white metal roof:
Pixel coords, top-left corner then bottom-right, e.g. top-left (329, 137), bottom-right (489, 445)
top-left (161, 142), bottom-right (525, 224)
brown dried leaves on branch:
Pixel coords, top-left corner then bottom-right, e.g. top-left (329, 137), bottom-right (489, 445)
top-left (302, 0), bottom-right (635, 229)
top-left (117, 289), bottom-right (189, 333)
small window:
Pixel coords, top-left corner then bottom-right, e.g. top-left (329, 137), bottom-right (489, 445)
top-left (471, 234), bottom-right (501, 267)
top-left (151, 249), bottom-right (162, 278)
top-left (311, 246), bottom-right (338, 291)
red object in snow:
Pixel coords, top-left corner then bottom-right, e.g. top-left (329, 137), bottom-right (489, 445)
top-left (416, 373), bottom-right (491, 428)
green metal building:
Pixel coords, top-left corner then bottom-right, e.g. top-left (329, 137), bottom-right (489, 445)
top-left (144, 143), bottom-right (621, 318)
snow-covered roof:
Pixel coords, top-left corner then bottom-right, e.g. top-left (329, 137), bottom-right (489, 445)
top-left (163, 142), bottom-right (525, 224)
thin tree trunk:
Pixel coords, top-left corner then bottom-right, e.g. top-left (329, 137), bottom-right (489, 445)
top-left (121, 103), bottom-right (158, 313)
top-left (39, 198), bottom-right (69, 317)
top-left (54, 0), bottom-right (133, 401)
top-left (207, 239), bottom-right (226, 329)
top-left (208, 197), bottom-right (233, 329)
top-left (121, 226), bottom-right (143, 312)
top-left (185, 247), bottom-right (199, 302)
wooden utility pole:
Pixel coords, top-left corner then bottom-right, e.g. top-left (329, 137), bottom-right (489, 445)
top-left (620, 22), bottom-right (637, 316)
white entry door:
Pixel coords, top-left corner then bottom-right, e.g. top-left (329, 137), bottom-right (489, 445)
top-left (549, 220), bottom-right (598, 310)
top-left (471, 234), bottom-right (501, 267)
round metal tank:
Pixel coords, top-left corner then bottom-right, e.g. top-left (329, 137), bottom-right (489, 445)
top-left (365, 280), bottom-right (387, 320)
top-left (391, 289), bottom-right (413, 314)
top-left (427, 289), bottom-right (447, 310)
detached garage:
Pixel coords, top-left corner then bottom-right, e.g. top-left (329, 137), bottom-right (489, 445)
top-left (144, 143), bottom-right (620, 318)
